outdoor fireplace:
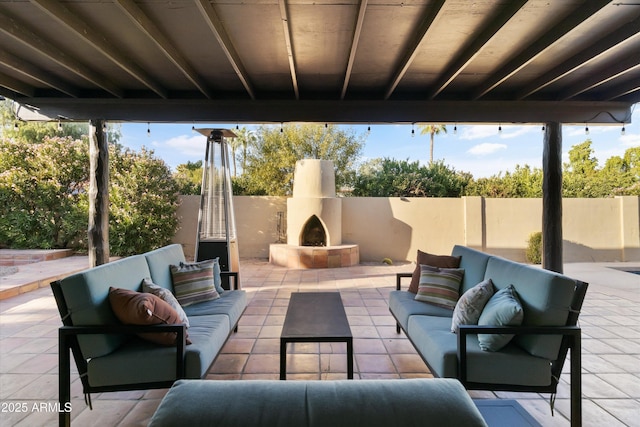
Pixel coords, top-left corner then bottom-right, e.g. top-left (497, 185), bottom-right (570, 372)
top-left (269, 159), bottom-right (359, 268)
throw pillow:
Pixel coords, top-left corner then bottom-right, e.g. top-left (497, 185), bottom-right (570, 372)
top-left (477, 284), bottom-right (524, 351)
top-left (414, 265), bottom-right (465, 310)
top-left (142, 278), bottom-right (190, 328)
top-left (408, 250), bottom-right (461, 294)
top-left (451, 278), bottom-right (495, 333)
top-left (170, 260), bottom-right (220, 307)
top-left (108, 287), bottom-right (191, 346)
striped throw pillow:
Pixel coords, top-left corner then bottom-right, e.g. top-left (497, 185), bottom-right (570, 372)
top-left (414, 265), bottom-right (465, 310)
top-left (170, 260), bottom-right (220, 307)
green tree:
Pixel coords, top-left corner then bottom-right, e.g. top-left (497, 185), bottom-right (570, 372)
top-left (241, 124), bottom-right (364, 195)
top-left (0, 136), bottom-right (89, 249)
top-left (173, 160), bottom-right (203, 195)
top-left (352, 158), bottom-right (470, 197)
top-left (108, 145), bottom-right (180, 256)
top-left (418, 124), bottom-right (447, 165)
top-left (465, 165), bottom-right (543, 198)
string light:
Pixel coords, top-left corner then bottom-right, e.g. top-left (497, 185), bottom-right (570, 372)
top-left (498, 124), bottom-right (502, 134)
top-left (541, 125), bottom-right (545, 132)
top-left (236, 123), bottom-right (239, 130)
top-left (57, 120), bottom-right (62, 131)
top-left (280, 122), bottom-right (283, 133)
top-left (13, 121), bottom-right (19, 131)
top-left (585, 124), bottom-right (589, 135)
top-left (411, 123), bottom-right (415, 137)
top-left (147, 122), bottom-right (151, 137)
top-left (621, 124), bottom-right (626, 135)
top-left (453, 124), bottom-right (457, 135)
top-left (367, 125), bottom-right (371, 134)
top-left (192, 124), bottom-right (195, 132)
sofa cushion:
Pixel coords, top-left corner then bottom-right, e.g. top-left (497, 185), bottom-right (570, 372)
top-left (415, 265), bottom-right (464, 310)
top-left (408, 250), bottom-right (461, 293)
top-left (451, 245), bottom-right (492, 294)
top-left (145, 244), bottom-right (186, 290)
top-left (407, 315), bottom-right (552, 386)
top-left (484, 256), bottom-right (576, 359)
top-left (477, 284), bottom-right (523, 351)
top-left (183, 290), bottom-right (247, 330)
top-left (142, 278), bottom-right (190, 328)
top-left (451, 278), bottom-right (495, 333)
top-left (108, 287), bottom-right (191, 346)
top-left (170, 260), bottom-right (220, 307)
top-left (87, 314), bottom-right (230, 387)
top-left (389, 290), bottom-right (455, 332)
top-left (57, 254), bottom-right (151, 358)
top-left (149, 378), bottom-right (488, 427)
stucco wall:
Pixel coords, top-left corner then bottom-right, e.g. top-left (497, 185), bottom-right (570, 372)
top-left (173, 195), bottom-right (640, 263)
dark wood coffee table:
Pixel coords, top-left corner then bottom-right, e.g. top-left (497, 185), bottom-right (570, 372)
top-left (280, 292), bottom-right (353, 380)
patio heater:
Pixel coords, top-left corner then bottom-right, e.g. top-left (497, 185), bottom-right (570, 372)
top-left (194, 128), bottom-right (239, 273)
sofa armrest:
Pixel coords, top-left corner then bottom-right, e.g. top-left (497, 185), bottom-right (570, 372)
top-left (456, 324), bottom-right (581, 386)
top-left (221, 271), bottom-right (240, 290)
top-left (396, 273), bottom-right (412, 290)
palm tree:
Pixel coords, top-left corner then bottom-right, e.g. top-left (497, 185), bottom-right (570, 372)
top-left (233, 127), bottom-right (257, 176)
top-left (418, 124), bottom-right (447, 165)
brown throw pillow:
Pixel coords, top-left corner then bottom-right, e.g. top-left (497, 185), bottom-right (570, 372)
top-left (408, 250), bottom-right (461, 293)
top-left (108, 287), bottom-right (191, 346)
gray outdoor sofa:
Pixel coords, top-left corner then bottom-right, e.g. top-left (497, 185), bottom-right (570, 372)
top-left (51, 244), bottom-right (246, 427)
top-left (389, 245), bottom-right (588, 427)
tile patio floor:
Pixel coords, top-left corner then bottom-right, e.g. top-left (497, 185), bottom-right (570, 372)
top-left (0, 255), bottom-right (639, 426)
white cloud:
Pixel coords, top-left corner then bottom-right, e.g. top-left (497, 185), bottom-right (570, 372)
top-left (162, 134), bottom-right (206, 157)
top-left (459, 126), bottom-right (498, 140)
top-left (499, 126), bottom-right (538, 139)
top-left (467, 142), bottom-right (507, 156)
top-left (620, 132), bottom-right (640, 147)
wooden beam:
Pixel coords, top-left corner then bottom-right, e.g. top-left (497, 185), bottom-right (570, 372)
top-left (428, 0), bottom-right (527, 100)
top-left (0, 50), bottom-right (80, 97)
top-left (278, 0), bottom-right (299, 99)
top-left (195, 0), bottom-right (255, 100)
top-left (0, 10), bottom-right (123, 98)
top-left (542, 122), bottom-right (563, 274)
top-left (517, 17), bottom-right (640, 100)
top-left (560, 53), bottom-right (640, 100)
top-left (0, 73), bottom-right (35, 97)
top-left (11, 98), bottom-right (633, 125)
top-left (472, 0), bottom-right (610, 100)
top-left (341, 0), bottom-right (368, 100)
top-left (30, 0), bottom-right (168, 98)
top-left (88, 119), bottom-right (109, 267)
top-left (384, 0), bottom-right (446, 100)
top-left (115, 0), bottom-right (212, 99)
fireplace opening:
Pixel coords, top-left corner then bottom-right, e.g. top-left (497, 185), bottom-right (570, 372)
top-left (300, 215), bottom-right (326, 246)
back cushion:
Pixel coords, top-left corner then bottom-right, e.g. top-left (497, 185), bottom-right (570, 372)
top-left (451, 245), bottom-right (492, 294)
top-left (145, 244), bottom-right (186, 290)
top-left (58, 255), bottom-right (151, 358)
top-left (484, 257), bottom-right (576, 359)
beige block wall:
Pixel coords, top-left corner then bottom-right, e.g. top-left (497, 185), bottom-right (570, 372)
top-left (173, 195), bottom-right (640, 263)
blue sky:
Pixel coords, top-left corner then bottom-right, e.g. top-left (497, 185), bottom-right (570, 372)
top-left (119, 105), bottom-right (639, 178)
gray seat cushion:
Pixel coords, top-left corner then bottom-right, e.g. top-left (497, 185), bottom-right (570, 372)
top-left (407, 315), bottom-right (552, 386)
top-left (388, 290), bottom-right (453, 331)
top-left (183, 290), bottom-right (247, 330)
top-left (87, 314), bottom-right (230, 386)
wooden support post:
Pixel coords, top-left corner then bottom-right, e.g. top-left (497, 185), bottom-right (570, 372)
top-left (88, 119), bottom-right (109, 267)
top-left (542, 122), bottom-right (563, 273)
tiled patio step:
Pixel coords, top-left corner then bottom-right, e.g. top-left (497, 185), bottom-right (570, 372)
top-left (0, 248), bottom-right (75, 266)
top-left (0, 255), bottom-right (90, 300)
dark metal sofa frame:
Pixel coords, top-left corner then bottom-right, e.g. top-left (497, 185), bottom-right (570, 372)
top-left (51, 272), bottom-right (240, 427)
top-left (392, 272), bottom-right (588, 427)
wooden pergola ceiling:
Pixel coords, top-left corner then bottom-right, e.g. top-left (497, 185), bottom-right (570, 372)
top-left (1, 0), bottom-right (639, 124)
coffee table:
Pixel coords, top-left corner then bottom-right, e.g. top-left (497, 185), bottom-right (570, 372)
top-left (280, 292), bottom-right (353, 380)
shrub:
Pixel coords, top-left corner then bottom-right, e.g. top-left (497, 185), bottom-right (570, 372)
top-left (526, 231), bottom-right (542, 264)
